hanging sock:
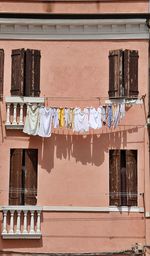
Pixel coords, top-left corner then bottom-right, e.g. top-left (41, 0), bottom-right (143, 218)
top-left (23, 104), bottom-right (40, 135)
top-left (64, 108), bottom-right (70, 128)
top-left (101, 106), bottom-right (106, 125)
top-left (38, 107), bottom-right (53, 137)
top-left (53, 108), bottom-right (59, 128)
top-left (120, 103), bottom-right (125, 119)
top-left (107, 105), bottom-right (113, 128)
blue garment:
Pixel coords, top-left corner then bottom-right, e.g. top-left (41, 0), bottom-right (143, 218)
top-left (107, 105), bottom-right (113, 128)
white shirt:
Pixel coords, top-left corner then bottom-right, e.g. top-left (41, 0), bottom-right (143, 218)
top-left (89, 107), bottom-right (99, 129)
top-left (73, 108), bottom-right (89, 132)
top-left (23, 104), bottom-right (40, 135)
top-left (38, 107), bottom-right (53, 137)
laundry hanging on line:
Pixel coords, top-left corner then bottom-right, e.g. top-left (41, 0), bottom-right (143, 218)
top-left (23, 104), bottom-right (126, 137)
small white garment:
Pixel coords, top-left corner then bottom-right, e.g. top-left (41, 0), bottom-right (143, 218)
top-left (120, 103), bottom-right (125, 119)
top-left (38, 107), bottom-right (53, 137)
top-left (53, 108), bottom-right (59, 128)
top-left (64, 108), bottom-right (70, 128)
top-left (101, 106), bottom-right (106, 123)
top-left (97, 106), bottom-right (103, 128)
top-left (113, 104), bottom-right (120, 128)
top-left (89, 108), bottom-right (99, 129)
top-left (73, 108), bottom-right (89, 132)
top-left (23, 104), bottom-right (40, 135)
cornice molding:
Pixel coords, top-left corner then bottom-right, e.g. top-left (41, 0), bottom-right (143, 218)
top-left (0, 18), bottom-right (148, 40)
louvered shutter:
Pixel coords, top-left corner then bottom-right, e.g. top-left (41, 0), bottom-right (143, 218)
top-left (24, 149), bottom-right (38, 205)
top-left (11, 49), bottom-right (25, 96)
top-left (108, 50), bottom-right (123, 98)
top-left (129, 50), bottom-right (139, 97)
top-left (126, 150), bottom-right (137, 206)
top-left (109, 150), bottom-right (121, 206)
top-left (120, 167), bottom-right (127, 206)
top-left (9, 149), bottom-right (22, 205)
top-left (124, 50), bottom-right (139, 98)
top-left (25, 49), bottom-right (41, 97)
top-left (124, 50), bottom-right (130, 97)
top-left (0, 49), bottom-right (4, 101)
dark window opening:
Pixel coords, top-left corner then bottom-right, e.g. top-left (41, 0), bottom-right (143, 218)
top-left (108, 49), bottom-right (139, 99)
top-left (109, 149), bottom-right (137, 207)
top-left (11, 48), bottom-right (41, 97)
top-left (9, 148), bottom-right (38, 206)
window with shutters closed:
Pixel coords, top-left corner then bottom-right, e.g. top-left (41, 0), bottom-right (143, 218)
top-left (11, 49), bottom-right (41, 97)
top-left (109, 149), bottom-right (137, 207)
top-left (9, 148), bottom-right (38, 206)
top-left (109, 49), bottom-right (139, 99)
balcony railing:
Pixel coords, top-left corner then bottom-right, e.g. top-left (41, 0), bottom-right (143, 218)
top-left (2, 206), bottom-right (42, 239)
top-left (5, 96), bottom-right (44, 129)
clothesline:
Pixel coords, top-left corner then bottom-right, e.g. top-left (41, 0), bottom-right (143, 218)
top-left (23, 104), bottom-right (126, 138)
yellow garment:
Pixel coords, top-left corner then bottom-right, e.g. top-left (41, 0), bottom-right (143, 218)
top-left (59, 108), bottom-right (64, 128)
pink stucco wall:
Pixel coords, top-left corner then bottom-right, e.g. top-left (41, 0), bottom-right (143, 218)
top-left (0, 0), bottom-right (148, 14)
top-left (0, 37), bottom-right (149, 253)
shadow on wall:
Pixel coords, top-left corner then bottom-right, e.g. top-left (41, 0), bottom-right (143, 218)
top-left (5, 125), bottom-right (140, 173)
top-left (37, 126), bottom-right (139, 173)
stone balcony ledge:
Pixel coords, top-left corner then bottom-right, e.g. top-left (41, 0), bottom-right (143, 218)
top-left (2, 205), bottom-right (42, 239)
top-left (5, 96), bottom-right (44, 129)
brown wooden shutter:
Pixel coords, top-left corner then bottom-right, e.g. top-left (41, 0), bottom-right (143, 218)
top-left (24, 149), bottom-right (38, 205)
top-left (108, 50), bottom-right (123, 98)
top-left (9, 149), bottom-right (22, 205)
top-left (126, 150), bottom-right (137, 206)
top-left (124, 50), bottom-right (139, 98)
top-left (0, 49), bottom-right (4, 101)
top-left (124, 49), bottom-right (130, 97)
top-left (25, 49), bottom-right (41, 97)
top-left (109, 150), bottom-right (121, 206)
top-left (11, 49), bottom-right (25, 96)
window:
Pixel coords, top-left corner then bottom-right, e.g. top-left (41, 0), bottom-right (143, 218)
top-left (109, 150), bottom-right (137, 206)
top-left (108, 49), bottom-right (139, 99)
top-left (11, 49), bottom-right (41, 97)
top-left (9, 149), bottom-right (38, 205)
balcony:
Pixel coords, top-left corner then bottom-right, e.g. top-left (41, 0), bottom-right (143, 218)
top-left (1, 206), bottom-right (42, 239)
top-left (5, 96), bottom-right (44, 129)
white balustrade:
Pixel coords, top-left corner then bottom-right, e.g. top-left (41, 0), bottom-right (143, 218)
top-left (36, 210), bottom-right (41, 234)
top-left (5, 96), bottom-right (44, 129)
top-left (2, 206), bottom-right (42, 239)
top-left (23, 210), bottom-right (28, 234)
top-left (9, 210), bottom-right (14, 234)
top-left (6, 103), bottom-right (11, 125)
top-left (2, 210), bottom-right (7, 234)
top-left (29, 210), bottom-right (35, 234)
top-left (12, 103), bottom-right (17, 125)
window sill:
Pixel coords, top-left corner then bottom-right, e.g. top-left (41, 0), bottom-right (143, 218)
top-left (109, 206), bottom-right (144, 213)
